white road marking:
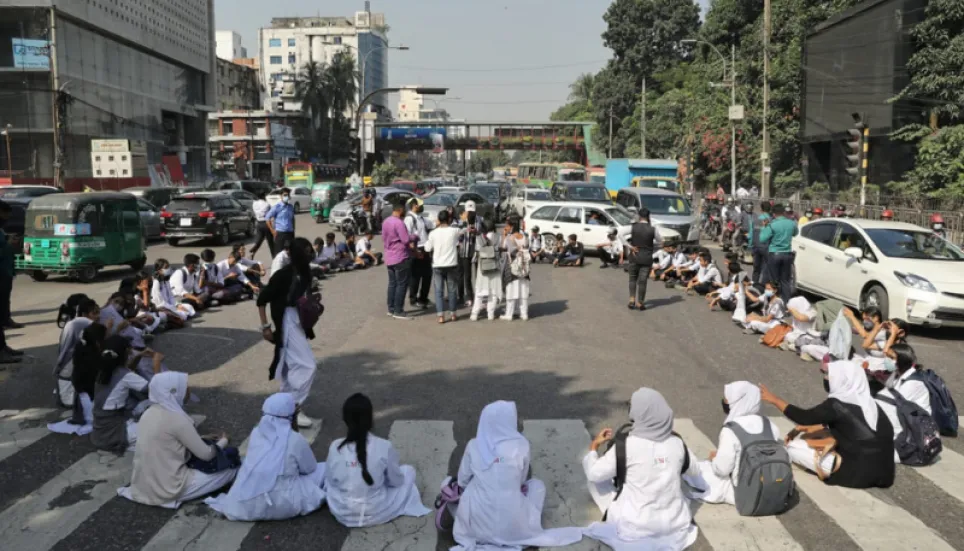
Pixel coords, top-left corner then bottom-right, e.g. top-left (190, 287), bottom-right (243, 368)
top-left (141, 422), bottom-right (323, 551)
top-left (523, 419), bottom-right (601, 551)
top-left (771, 417), bottom-right (954, 551)
top-left (673, 419), bottom-right (803, 551)
top-left (339, 420), bottom-right (456, 551)
top-left (0, 415), bottom-right (205, 551)
top-left (0, 408), bottom-right (57, 462)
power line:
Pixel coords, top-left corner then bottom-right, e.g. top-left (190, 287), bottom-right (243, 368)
top-left (395, 59), bottom-right (608, 73)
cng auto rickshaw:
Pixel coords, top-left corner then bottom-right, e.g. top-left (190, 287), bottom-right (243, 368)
top-left (15, 192), bottom-right (147, 282)
top-left (310, 182), bottom-right (350, 223)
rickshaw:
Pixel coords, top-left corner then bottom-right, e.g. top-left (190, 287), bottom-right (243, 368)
top-left (15, 192), bottom-right (147, 282)
top-left (310, 182), bottom-right (350, 223)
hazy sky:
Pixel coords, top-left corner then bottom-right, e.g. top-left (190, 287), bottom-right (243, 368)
top-left (216, 0), bottom-right (710, 122)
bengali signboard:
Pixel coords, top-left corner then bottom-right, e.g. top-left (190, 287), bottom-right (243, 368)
top-left (12, 39), bottom-right (50, 69)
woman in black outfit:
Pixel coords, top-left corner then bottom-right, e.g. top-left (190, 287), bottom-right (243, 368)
top-left (759, 360), bottom-right (895, 489)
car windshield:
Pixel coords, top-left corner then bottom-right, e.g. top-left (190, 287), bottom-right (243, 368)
top-left (568, 186), bottom-right (609, 201)
top-left (640, 194), bottom-right (692, 215)
top-left (472, 186), bottom-right (500, 203)
top-left (864, 229), bottom-right (964, 261)
top-left (0, 187), bottom-right (55, 198)
top-left (605, 207), bottom-right (634, 225)
top-left (424, 194), bottom-right (457, 206)
top-left (526, 190), bottom-right (551, 201)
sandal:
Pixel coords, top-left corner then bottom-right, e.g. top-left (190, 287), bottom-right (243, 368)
top-left (627, 301), bottom-right (637, 310)
top-left (449, 313), bottom-right (457, 322)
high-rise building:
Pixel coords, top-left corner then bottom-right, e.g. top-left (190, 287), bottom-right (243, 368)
top-left (258, 10), bottom-right (390, 117)
top-left (216, 30), bottom-right (247, 61)
top-left (0, 0), bottom-right (216, 186)
top-left (397, 87), bottom-right (450, 123)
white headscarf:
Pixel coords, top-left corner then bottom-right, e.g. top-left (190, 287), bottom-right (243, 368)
top-left (148, 371), bottom-right (189, 420)
top-left (473, 401), bottom-right (529, 469)
top-left (232, 393), bottom-right (296, 501)
top-left (723, 381), bottom-right (761, 425)
top-left (787, 296), bottom-right (814, 316)
top-left (629, 388), bottom-right (674, 442)
top-left (828, 360), bottom-right (878, 430)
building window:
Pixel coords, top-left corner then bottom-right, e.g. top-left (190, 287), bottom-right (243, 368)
top-left (269, 38), bottom-right (281, 47)
top-left (333, 37), bottom-right (342, 45)
top-left (271, 72), bottom-right (283, 81)
top-left (288, 53), bottom-right (296, 64)
top-left (270, 56), bottom-right (282, 65)
top-left (271, 90), bottom-right (281, 97)
top-left (288, 38), bottom-right (296, 47)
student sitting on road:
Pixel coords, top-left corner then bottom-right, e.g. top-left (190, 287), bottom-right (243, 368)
top-left (672, 247), bottom-right (701, 288)
top-left (151, 259), bottom-right (195, 323)
top-left (685, 252), bottom-right (723, 295)
top-left (119, 371), bottom-right (238, 509)
top-left (90, 336), bottom-right (157, 454)
top-left (660, 243), bottom-right (689, 282)
top-left (198, 249), bottom-right (242, 305)
top-left (325, 393), bottom-right (431, 527)
top-left (550, 233), bottom-right (566, 262)
top-left (695, 381), bottom-right (782, 505)
top-left (760, 360), bottom-right (895, 489)
top-left (597, 229), bottom-right (625, 268)
top-left (100, 292), bottom-right (153, 349)
top-left (650, 242), bottom-right (675, 280)
top-left (707, 262), bottom-right (747, 312)
top-left (270, 237), bottom-right (292, 275)
top-left (53, 298), bottom-right (100, 409)
top-left (170, 254), bottom-right (210, 311)
top-left (583, 388), bottom-right (701, 550)
top-left (48, 323), bottom-right (108, 436)
top-left (231, 244), bottom-right (266, 286)
top-left (132, 272), bottom-right (171, 332)
top-left (873, 343), bottom-right (934, 463)
top-left (219, 251), bottom-right (261, 298)
top-left (341, 231), bottom-right (368, 269)
top-left (553, 234), bottom-right (585, 267)
top-left (356, 229), bottom-right (383, 267)
top-left (781, 296), bottom-right (818, 351)
top-left (743, 281), bottom-right (787, 335)
top-left (448, 400), bottom-right (584, 550)
top-left (205, 393), bottom-right (325, 521)
top-left (529, 226), bottom-right (549, 263)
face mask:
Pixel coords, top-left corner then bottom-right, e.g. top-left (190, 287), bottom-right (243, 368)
top-left (763, 290), bottom-right (774, 298)
top-left (862, 320), bottom-right (875, 331)
top-left (883, 358), bottom-right (897, 372)
top-left (282, 196), bottom-right (290, 204)
top-left (721, 399), bottom-right (730, 415)
top-left (823, 378), bottom-right (831, 393)
top-left (161, 268), bottom-right (172, 277)
top-left (934, 224), bottom-right (943, 230)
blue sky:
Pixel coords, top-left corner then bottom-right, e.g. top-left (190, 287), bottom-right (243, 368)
top-left (216, 0), bottom-right (710, 122)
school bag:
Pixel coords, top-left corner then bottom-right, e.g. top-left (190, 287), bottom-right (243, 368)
top-left (876, 389), bottom-right (942, 465)
top-left (434, 476), bottom-right (463, 531)
top-left (827, 310), bottom-right (852, 360)
top-left (723, 417), bottom-right (794, 516)
top-left (477, 241), bottom-right (499, 274)
top-left (910, 369), bottom-right (958, 437)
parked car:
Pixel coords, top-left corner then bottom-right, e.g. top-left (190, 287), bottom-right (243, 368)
top-left (161, 192), bottom-right (254, 246)
top-left (328, 187), bottom-right (417, 229)
top-left (421, 191), bottom-right (495, 224)
top-left (392, 180), bottom-right (433, 196)
top-left (209, 179), bottom-right (273, 197)
top-left (614, 188), bottom-right (700, 243)
top-left (549, 181), bottom-right (612, 205)
top-left (469, 183), bottom-right (505, 219)
top-left (227, 190), bottom-right (259, 210)
top-left (792, 218), bottom-right (964, 326)
top-left (505, 187), bottom-right (553, 219)
top-left (266, 186), bottom-right (310, 213)
top-left (124, 186), bottom-right (178, 209)
top-left (523, 202), bottom-right (635, 253)
top-left (0, 185), bottom-right (62, 199)
top-left (135, 198), bottom-right (162, 239)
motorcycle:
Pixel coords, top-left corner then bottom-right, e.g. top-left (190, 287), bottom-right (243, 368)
top-left (719, 219), bottom-right (737, 248)
top-left (340, 206), bottom-right (373, 236)
top-left (701, 212), bottom-right (721, 241)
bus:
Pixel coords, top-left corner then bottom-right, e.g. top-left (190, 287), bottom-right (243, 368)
top-left (284, 162), bottom-right (314, 189)
top-left (517, 162), bottom-right (587, 188)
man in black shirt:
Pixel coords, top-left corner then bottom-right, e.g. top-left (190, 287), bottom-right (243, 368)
top-left (627, 207), bottom-right (662, 311)
top-left (553, 234), bottom-right (585, 267)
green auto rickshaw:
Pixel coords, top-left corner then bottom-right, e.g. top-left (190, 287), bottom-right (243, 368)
top-left (15, 192), bottom-right (147, 282)
top-left (310, 182), bottom-right (350, 223)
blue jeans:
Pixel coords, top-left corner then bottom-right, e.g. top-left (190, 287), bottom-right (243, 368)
top-left (433, 266), bottom-right (459, 315)
top-left (386, 259), bottom-right (412, 315)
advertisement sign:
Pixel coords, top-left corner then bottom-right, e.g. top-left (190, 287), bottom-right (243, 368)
top-left (54, 223), bottom-right (92, 237)
top-left (379, 128), bottom-right (447, 140)
top-left (91, 139), bottom-right (132, 153)
top-left (12, 39), bottom-right (50, 69)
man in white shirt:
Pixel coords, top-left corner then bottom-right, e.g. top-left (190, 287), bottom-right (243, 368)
top-left (529, 226), bottom-right (549, 263)
top-left (686, 252), bottom-right (723, 295)
top-left (649, 242), bottom-right (675, 280)
top-left (230, 243), bottom-right (266, 286)
top-left (218, 251), bottom-right (259, 298)
top-left (270, 240), bottom-right (290, 275)
top-left (249, 192), bottom-right (275, 259)
top-left (596, 229), bottom-right (624, 268)
top-left (355, 229), bottom-right (382, 267)
top-left (405, 198), bottom-right (433, 308)
top-left (169, 253), bottom-right (210, 310)
top-left (423, 209), bottom-right (462, 321)
top-left (197, 249), bottom-right (241, 304)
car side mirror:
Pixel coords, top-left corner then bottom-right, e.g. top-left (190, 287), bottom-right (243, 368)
top-left (844, 246), bottom-right (864, 261)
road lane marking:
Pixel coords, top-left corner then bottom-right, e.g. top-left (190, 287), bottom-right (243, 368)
top-left (674, 419), bottom-right (804, 551)
top-left (339, 420), bottom-right (456, 551)
top-left (0, 408), bottom-right (57, 462)
top-left (141, 422), bottom-right (323, 551)
top-left (0, 415), bottom-right (205, 551)
top-left (771, 417), bottom-right (953, 551)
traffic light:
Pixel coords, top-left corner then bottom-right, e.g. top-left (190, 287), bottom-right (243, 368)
top-left (845, 127), bottom-right (864, 179)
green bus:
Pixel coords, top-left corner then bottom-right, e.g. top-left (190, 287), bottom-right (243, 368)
top-left (284, 161), bottom-right (314, 189)
top-left (517, 162), bottom-right (587, 188)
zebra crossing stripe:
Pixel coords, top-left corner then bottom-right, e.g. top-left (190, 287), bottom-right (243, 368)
top-left (140, 422), bottom-right (324, 551)
top-left (0, 408), bottom-right (58, 462)
top-left (770, 417), bottom-right (954, 551)
top-left (0, 414), bottom-right (206, 551)
top-left (523, 419), bottom-right (600, 551)
top-left (339, 420), bottom-right (456, 551)
top-left (673, 419), bottom-right (804, 551)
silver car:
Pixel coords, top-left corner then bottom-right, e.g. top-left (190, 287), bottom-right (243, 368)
top-left (421, 191), bottom-right (494, 223)
top-left (614, 188), bottom-right (700, 243)
top-left (328, 187), bottom-right (417, 228)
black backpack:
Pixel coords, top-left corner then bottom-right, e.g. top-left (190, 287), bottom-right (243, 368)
top-left (910, 370), bottom-right (959, 437)
top-left (877, 388), bottom-right (943, 466)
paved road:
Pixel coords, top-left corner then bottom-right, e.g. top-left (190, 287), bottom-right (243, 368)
top-left (1, 213), bottom-right (963, 551)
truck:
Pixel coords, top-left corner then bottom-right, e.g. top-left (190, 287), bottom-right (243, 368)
top-left (604, 159), bottom-right (680, 198)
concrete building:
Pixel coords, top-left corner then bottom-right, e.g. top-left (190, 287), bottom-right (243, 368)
top-left (217, 59), bottom-right (261, 111)
top-left (208, 110), bottom-right (301, 180)
top-left (397, 88), bottom-right (450, 123)
top-left (258, 10), bottom-right (390, 116)
top-left (216, 30), bottom-right (247, 61)
top-left (0, 0), bottom-right (216, 188)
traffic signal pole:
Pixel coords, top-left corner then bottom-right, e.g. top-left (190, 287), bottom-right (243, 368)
top-left (860, 126), bottom-right (870, 207)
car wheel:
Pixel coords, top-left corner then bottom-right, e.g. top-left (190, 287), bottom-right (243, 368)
top-left (861, 284), bottom-right (890, 319)
top-left (294, 202), bottom-right (301, 214)
top-left (77, 265), bottom-right (99, 283)
top-left (217, 224), bottom-right (231, 246)
top-left (30, 270), bottom-right (48, 282)
top-left (167, 238), bottom-right (181, 247)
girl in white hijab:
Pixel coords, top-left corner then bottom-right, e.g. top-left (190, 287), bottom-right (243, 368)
top-left (449, 401), bottom-right (584, 550)
top-left (694, 381), bottom-right (782, 505)
top-left (206, 393), bottom-right (326, 521)
top-left (583, 388), bottom-right (700, 551)
top-left (760, 361), bottom-right (895, 489)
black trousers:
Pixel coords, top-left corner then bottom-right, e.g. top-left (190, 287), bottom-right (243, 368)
top-left (408, 252), bottom-right (432, 304)
top-left (251, 222), bottom-right (275, 258)
top-left (0, 276), bottom-right (11, 324)
top-left (274, 231), bottom-right (295, 253)
top-left (751, 246), bottom-right (769, 285)
top-left (599, 250), bottom-right (619, 264)
top-left (768, 252), bottom-right (795, 303)
top-left (457, 257), bottom-right (474, 302)
top-left (628, 263), bottom-right (651, 305)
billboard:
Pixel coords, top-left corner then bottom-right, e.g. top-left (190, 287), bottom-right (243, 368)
top-left (379, 128), bottom-right (447, 140)
top-left (12, 39), bottom-right (50, 69)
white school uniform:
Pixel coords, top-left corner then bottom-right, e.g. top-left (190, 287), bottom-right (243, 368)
top-left (670, 250), bottom-right (687, 268)
top-left (217, 260), bottom-right (251, 285)
top-left (746, 296), bottom-right (786, 333)
top-left (169, 268), bottom-right (201, 298)
top-left (696, 264), bottom-right (723, 285)
top-left (276, 308), bottom-right (316, 405)
top-left (876, 368), bottom-right (932, 462)
top-left (653, 250), bottom-right (673, 270)
top-left (784, 296), bottom-right (817, 345)
top-left (151, 278), bottom-right (195, 320)
top-left (270, 251), bottom-right (290, 276)
top-left (324, 434), bottom-right (431, 527)
top-left (472, 232), bottom-right (504, 320)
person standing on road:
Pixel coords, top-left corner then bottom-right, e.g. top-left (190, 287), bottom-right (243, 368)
top-left (405, 197), bottom-right (432, 309)
top-left (758, 203), bottom-right (797, 303)
top-left (249, 192), bottom-right (275, 260)
top-left (627, 207), bottom-right (662, 311)
top-left (0, 201), bottom-right (23, 364)
top-left (266, 188), bottom-right (296, 255)
top-left (424, 209), bottom-right (461, 324)
top-left (382, 201), bottom-right (417, 320)
top-left (457, 201), bottom-right (482, 307)
top-left (500, 216), bottom-right (531, 321)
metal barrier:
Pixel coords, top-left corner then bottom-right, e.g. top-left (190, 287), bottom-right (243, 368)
top-left (775, 199), bottom-right (963, 244)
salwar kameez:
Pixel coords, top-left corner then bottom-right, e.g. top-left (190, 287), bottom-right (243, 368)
top-left (277, 308), bottom-right (316, 405)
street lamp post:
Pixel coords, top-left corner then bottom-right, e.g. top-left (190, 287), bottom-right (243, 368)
top-left (356, 87), bottom-right (447, 176)
top-left (1, 124), bottom-right (12, 177)
top-left (358, 42), bottom-right (409, 176)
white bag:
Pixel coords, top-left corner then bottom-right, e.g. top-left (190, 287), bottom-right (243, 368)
top-left (732, 282), bottom-right (748, 324)
top-left (828, 309), bottom-right (853, 359)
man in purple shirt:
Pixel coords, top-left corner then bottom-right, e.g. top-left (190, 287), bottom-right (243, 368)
top-left (381, 201), bottom-right (417, 320)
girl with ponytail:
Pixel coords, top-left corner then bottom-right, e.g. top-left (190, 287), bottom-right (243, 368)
top-left (325, 393), bottom-right (431, 527)
top-left (90, 335), bottom-right (152, 454)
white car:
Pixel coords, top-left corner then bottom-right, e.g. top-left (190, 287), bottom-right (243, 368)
top-left (267, 187), bottom-right (311, 213)
top-left (524, 202), bottom-right (635, 252)
top-left (506, 187), bottom-right (553, 219)
top-left (792, 218), bottom-right (964, 327)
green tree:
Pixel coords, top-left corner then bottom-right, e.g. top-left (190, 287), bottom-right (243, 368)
top-left (370, 161), bottom-right (399, 187)
top-left (569, 73), bottom-right (595, 103)
top-left (323, 51), bottom-right (360, 162)
top-left (468, 151), bottom-right (509, 175)
top-left (893, 126), bottom-right (964, 198)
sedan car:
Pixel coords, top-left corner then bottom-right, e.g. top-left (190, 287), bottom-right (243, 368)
top-left (549, 181), bottom-right (612, 205)
top-left (420, 191), bottom-right (495, 223)
top-left (523, 202), bottom-right (635, 252)
top-left (161, 192), bottom-right (254, 246)
top-left (267, 186), bottom-right (310, 213)
top-left (615, 188), bottom-right (700, 243)
top-left (792, 218), bottom-right (964, 326)
top-left (328, 187), bottom-right (417, 228)
top-left (505, 187), bottom-right (553, 219)
top-left (228, 190), bottom-right (258, 211)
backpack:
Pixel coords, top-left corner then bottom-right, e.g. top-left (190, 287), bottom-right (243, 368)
top-left (434, 476), bottom-right (463, 531)
top-left (910, 369), bottom-right (958, 437)
top-left (723, 417), bottom-right (794, 516)
top-left (876, 389), bottom-right (942, 466)
top-left (477, 242), bottom-right (499, 274)
top-left (509, 237), bottom-right (530, 278)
